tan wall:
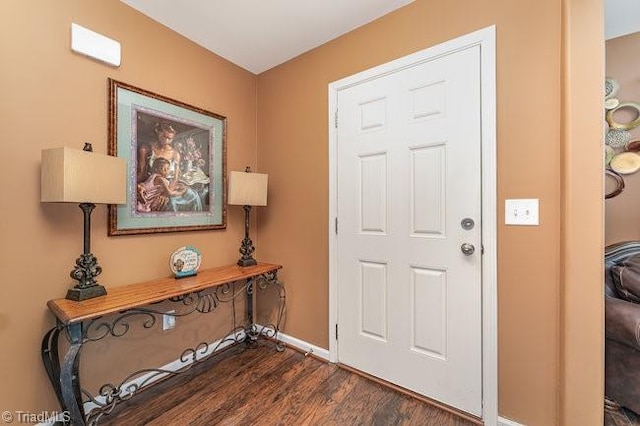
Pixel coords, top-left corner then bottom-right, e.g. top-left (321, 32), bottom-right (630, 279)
top-left (605, 32), bottom-right (640, 245)
top-left (257, 0), bottom-right (603, 424)
top-left (0, 0), bottom-right (257, 415)
top-left (560, 0), bottom-right (604, 424)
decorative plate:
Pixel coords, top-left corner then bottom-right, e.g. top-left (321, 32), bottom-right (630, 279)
top-left (606, 102), bottom-right (640, 131)
top-left (605, 77), bottom-right (620, 100)
top-left (605, 145), bottom-right (615, 167)
top-left (606, 129), bottom-right (631, 148)
top-left (627, 140), bottom-right (640, 152)
top-left (170, 246), bottom-right (202, 278)
top-left (604, 98), bottom-right (620, 110)
top-left (605, 169), bottom-right (625, 199)
top-left (610, 152), bottom-right (640, 175)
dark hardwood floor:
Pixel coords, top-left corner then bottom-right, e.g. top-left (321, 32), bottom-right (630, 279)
top-left (99, 341), bottom-right (478, 425)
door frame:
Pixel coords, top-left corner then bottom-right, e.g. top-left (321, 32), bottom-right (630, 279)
top-left (328, 25), bottom-right (497, 423)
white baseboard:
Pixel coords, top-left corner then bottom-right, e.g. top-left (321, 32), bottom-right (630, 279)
top-left (83, 331), bottom-right (242, 414)
top-left (498, 416), bottom-right (525, 426)
top-left (265, 326), bottom-right (330, 361)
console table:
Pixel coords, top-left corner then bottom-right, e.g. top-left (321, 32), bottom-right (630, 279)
top-left (41, 263), bottom-right (285, 425)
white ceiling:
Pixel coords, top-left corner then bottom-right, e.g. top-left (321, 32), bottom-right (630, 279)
top-left (605, 0), bottom-right (640, 40)
top-left (121, 0), bottom-right (414, 74)
top-left (121, 0), bottom-right (639, 72)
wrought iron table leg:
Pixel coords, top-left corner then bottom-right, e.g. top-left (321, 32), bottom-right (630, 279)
top-left (41, 325), bottom-right (65, 411)
top-left (271, 274), bottom-right (286, 352)
top-left (272, 276), bottom-right (286, 352)
top-left (60, 323), bottom-right (85, 425)
top-left (253, 272), bottom-right (286, 351)
top-left (245, 278), bottom-right (258, 345)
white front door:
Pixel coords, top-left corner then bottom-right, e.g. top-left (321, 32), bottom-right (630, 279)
top-left (335, 44), bottom-right (483, 415)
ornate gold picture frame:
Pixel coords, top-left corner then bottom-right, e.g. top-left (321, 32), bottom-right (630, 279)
top-left (108, 79), bottom-right (227, 235)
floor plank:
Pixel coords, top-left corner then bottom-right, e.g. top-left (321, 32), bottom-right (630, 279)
top-left (98, 342), bottom-right (479, 426)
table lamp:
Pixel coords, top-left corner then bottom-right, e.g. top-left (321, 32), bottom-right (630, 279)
top-left (41, 143), bottom-right (126, 301)
top-left (228, 167), bottom-right (268, 267)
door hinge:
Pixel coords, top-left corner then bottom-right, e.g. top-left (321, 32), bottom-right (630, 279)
top-left (335, 217), bottom-right (338, 234)
top-left (335, 323), bottom-right (338, 340)
top-left (334, 109), bottom-right (338, 128)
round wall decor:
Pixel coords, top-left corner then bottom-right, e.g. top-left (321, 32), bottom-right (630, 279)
top-left (605, 169), bottom-right (625, 199)
top-left (605, 77), bottom-right (620, 100)
top-left (610, 151), bottom-right (640, 175)
top-left (605, 145), bottom-right (615, 167)
top-left (606, 102), bottom-right (640, 131)
top-left (605, 98), bottom-right (620, 110)
top-left (606, 129), bottom-right (632, 148)
top-left (626, 140), bottom-right (640, 152)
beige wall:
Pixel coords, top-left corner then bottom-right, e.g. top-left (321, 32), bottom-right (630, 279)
top-left (0, 0), bottom-right (257, 415)
top-left (258, 0), bottom-right (603, 425)
top-left (605, 32), bottom-right (640, 245)
top-left (560, 0), bottom-right (604, 423)
top-left (0, 0), bottom-right (604, 425)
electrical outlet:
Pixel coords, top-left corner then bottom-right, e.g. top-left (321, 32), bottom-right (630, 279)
top-left (162, 311), bottom-right (176, 331)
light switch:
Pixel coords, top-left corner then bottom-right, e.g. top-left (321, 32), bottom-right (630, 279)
top-left (505, 199), bottom-right (539, 226)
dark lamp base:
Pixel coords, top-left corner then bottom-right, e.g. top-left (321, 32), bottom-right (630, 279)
top-left (237, 258), bottom-right (257, 267)
top-left (237, 204), bottom-right (258, 267)
top-left (66, 285), bottom-right (107, 301)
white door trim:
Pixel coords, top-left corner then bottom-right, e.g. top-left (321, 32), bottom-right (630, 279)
top-left (328, 25), bottom-right (497, 424)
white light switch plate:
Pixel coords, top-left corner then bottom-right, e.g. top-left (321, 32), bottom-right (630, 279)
top-left (505, 199), bottom-right (539, 226)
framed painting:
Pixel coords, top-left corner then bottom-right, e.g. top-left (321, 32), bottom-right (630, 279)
top-left (108, 79), bottom-right (226, 235)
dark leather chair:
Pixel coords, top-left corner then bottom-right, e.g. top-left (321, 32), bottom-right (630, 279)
top-left (605, 241), bottom-right (640, 414)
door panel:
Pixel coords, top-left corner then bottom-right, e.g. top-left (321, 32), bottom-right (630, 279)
top-left (359, 260), bottom-right (388, 341)
top-left (410, 143), bottom-right (446, 236)
top-left (410, 266), bottom-right (447, 359)
top-left (359, 153), bottom-right (388, 234)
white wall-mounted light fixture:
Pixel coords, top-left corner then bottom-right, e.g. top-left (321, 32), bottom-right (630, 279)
top-left (71, 23), bottom-right (121, 67)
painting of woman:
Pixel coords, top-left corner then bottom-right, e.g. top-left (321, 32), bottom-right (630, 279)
top-left (135, 116), bottom-right (207, 213)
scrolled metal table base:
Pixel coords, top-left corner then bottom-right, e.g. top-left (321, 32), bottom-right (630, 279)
top-left (41, 271), bottom-right (285, 425)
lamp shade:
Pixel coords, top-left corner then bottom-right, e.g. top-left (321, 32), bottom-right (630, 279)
top-left (227, 171), bottom-right (268, 206)
top-left (41, 147), bottom-right (126, 204)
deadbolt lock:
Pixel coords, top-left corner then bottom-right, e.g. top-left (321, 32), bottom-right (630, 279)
top-left (461, 218), bottom-right (475, 230)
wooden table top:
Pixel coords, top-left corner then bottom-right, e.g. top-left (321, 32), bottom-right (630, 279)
top-left (47, 263), bottom-right (282, 325)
